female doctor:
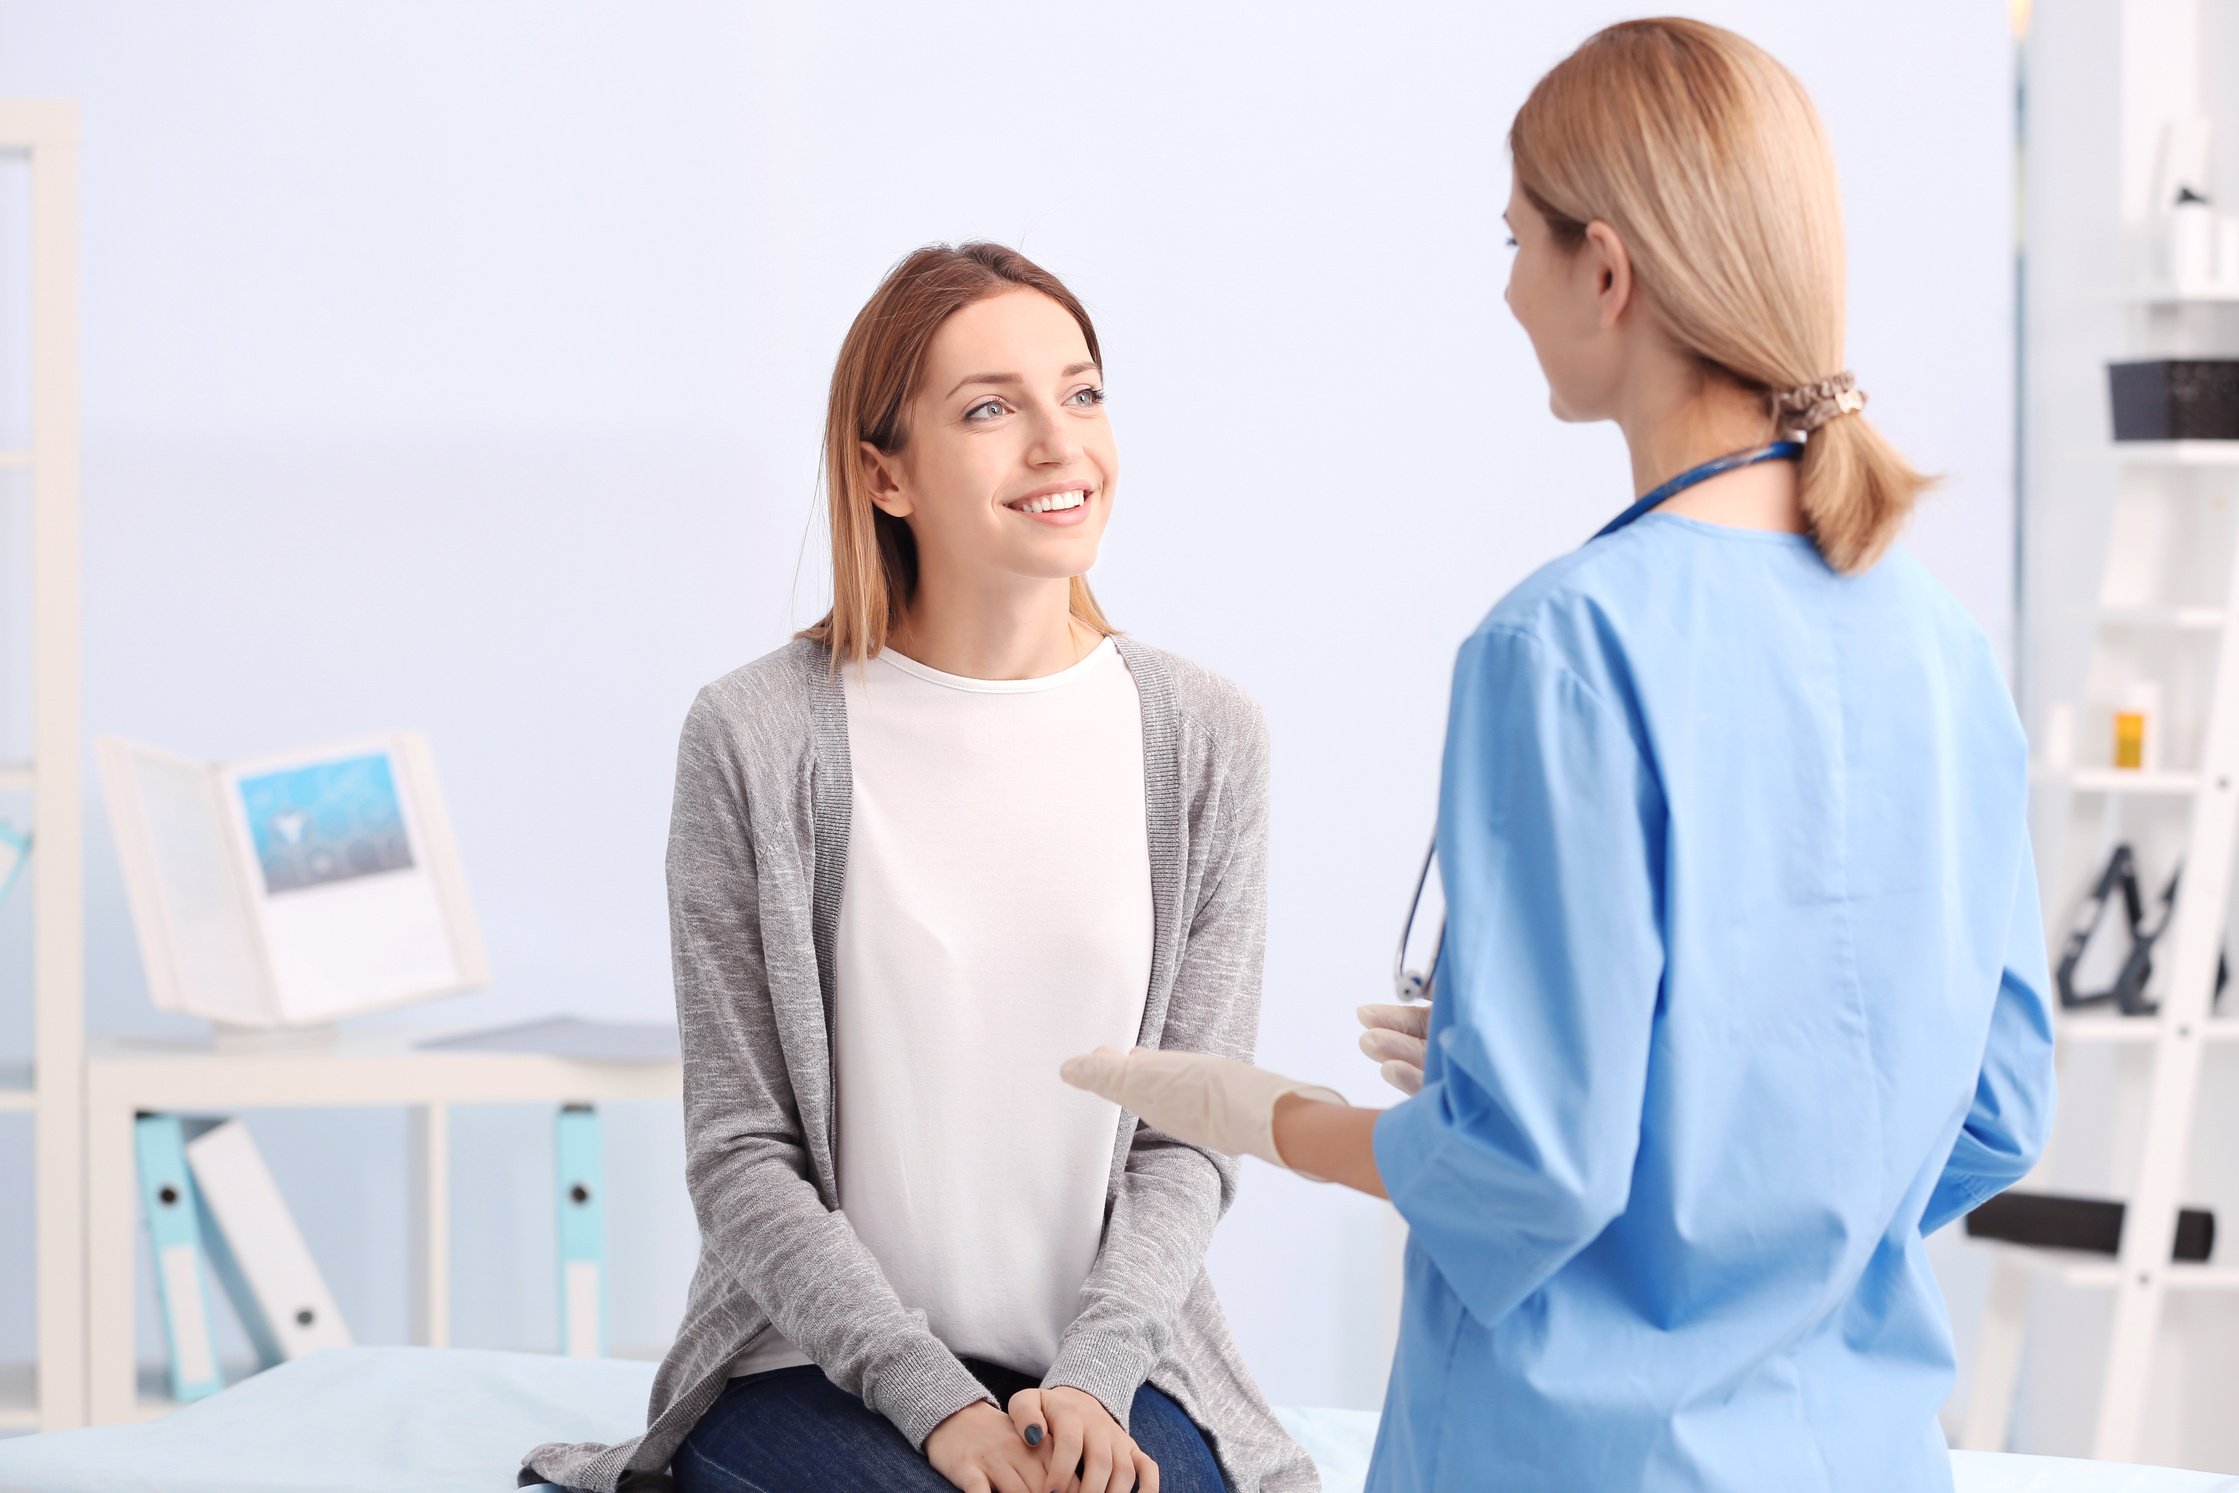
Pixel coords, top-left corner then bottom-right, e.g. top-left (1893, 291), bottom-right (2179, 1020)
top-left (1063, 19), bottom-right (2057, 1493)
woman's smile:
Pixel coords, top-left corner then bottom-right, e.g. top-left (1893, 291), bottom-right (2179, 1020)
top-left (1004, 483), bottom-right (1096, 527)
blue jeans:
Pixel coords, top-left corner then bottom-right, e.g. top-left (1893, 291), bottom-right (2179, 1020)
top-left (674, 1357), bottom-right (1229, 1493)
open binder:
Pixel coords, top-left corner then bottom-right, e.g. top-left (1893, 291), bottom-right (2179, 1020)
top-left (98, 733), bottom-right (488, 1028)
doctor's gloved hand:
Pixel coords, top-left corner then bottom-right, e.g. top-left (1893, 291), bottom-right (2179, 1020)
top-left (1356, 1001), bottom-right (1430, 1095)
top-left (1058, 1047), bottom-right (1346, 1173)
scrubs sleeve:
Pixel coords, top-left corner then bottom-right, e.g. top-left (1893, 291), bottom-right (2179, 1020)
top-left (1374, 625), bottom-right (1666, 1328)
top-left (1921, 839), bottom-right (2057, 1235)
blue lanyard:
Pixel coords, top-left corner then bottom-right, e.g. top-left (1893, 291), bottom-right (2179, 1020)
top-left (1591, 441), bottom-right (1803, 541)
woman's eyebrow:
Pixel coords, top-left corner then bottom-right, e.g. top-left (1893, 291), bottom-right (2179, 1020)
top-left (945, 362), bottom-right (1101, 399)
top-left (947, 372), bottom-right (1019, 397)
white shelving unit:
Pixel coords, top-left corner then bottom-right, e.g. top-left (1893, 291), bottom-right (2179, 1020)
top-left (0, 98), bottom-right (687, 1437)
top-left (80, 1031), bottom-right (680, 1425)
top-left (2097, 605), bottom-right (2227, 630)
top-left (1975, 443), bottom-right (2239, 1455)
top-left (2116, 440), bottom-right (2239, 466)
top-left (2031, 766), bottom-right (2203, 794)
top-left (2125, 282), bottom-right (2239, 304)
top-left (0, 99), bottom-right (84, 1436)
top-left (2055, 1012), bottom-right (2239, 1044)
top-left (1965, 2), bottom-right (2239, 1461)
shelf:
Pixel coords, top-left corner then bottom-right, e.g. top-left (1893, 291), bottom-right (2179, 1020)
top-left (2057, 1014), bottom-right (2239, 1045)
top-left (80, 1029), bottom-right (682, 1427)
top-left (85, 1027), bottom-right (682, 1110)
top-left (1971, 1239), bottom-right (2239, 1292)
top-left (2113, 441), bottom-right (2239, 467)
top-left (2030, 766), bottom-right (2200, 794)
top-left (0, 761), bottom-right (29, 793)
top-left (0, 1063), bottom-right (31, 1113)
top-left (2123, 282), bottom-right (2239, 305)
top-left (2098, 605), bottom-right (2225, 631)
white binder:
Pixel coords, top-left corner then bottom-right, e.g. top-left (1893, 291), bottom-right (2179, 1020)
top-left (184, 1119), bottom-right (353, 1364)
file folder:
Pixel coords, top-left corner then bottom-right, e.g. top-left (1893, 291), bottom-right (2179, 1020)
top-left (555, 1104), bottom-right (604, 1358)
top-left (184, 1118), bottom-right (353, 1366)
top-left (134, 1114), bottom-right (226, 1403)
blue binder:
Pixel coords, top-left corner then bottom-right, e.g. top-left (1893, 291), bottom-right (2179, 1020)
top-left (555, 1104), bottom-right (604, 1357)
top-left (133, 1114), bottom-right (227, 1403)
top-left (0, 822), bottom-right (29, 909)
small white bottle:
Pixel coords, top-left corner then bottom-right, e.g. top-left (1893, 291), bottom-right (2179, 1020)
top-left (2170, 186), bottom-right (2216, 290)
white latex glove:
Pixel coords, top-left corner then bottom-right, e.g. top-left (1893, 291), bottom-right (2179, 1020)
top-left (1059, 1046), bottom-right (1346, 1171)
top-left (1356, 1001), bottom-right (1430, 1096)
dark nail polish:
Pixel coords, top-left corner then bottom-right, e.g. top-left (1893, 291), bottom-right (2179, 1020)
top-left (1024, 1424), bottom-right (1044, 1447)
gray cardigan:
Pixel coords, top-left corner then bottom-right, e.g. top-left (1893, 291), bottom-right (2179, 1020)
top-left (520, 635), bottom-right (1320, 1493)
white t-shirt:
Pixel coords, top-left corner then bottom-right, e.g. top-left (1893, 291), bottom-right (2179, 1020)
top-left (731, 637), bottom-right (1153, 1378)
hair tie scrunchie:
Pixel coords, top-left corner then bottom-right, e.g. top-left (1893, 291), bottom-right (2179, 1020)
top-left (1774, 371), bottom-right (1867, 434)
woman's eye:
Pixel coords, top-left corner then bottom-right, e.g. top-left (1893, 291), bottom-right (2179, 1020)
top-left (1504, 235), bottom-right (1519, 250)
top-left (965, 399), bottom-right (1006, 421)
top-left (1068, 386), bottom-right (1106, 407)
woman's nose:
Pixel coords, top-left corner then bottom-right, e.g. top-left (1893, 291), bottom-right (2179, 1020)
top-left (1025, 407), bottom-right (1080, 466)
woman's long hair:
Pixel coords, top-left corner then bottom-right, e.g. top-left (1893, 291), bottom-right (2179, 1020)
top-left (1511, 18), bottom-right (1932, 573)
top-left (801, 242), bottom-right (1117, 665)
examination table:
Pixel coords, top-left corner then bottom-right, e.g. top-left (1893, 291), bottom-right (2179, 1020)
top-left (0, 1346), bottom-right (2230, 1493)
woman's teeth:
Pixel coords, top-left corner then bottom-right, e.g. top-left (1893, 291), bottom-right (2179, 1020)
top-left (1015, 489), bottom-right (1087, 514)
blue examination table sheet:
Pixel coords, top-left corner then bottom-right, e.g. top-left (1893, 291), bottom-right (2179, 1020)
top-left (0, 1347), bottom-right (2230, 1493)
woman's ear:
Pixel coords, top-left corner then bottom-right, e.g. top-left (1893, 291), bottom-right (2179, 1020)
top-left (859, 441), bottom-right (912, 518)
top-left (1582, 219), bottom-right (1634, 331)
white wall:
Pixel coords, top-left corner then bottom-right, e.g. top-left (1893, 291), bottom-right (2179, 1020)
top-left (0, 1), bottom-right (2017, 1415)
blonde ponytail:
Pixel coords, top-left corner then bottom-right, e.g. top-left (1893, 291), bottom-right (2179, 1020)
top-left (1792, 394), bottom-right (1931, 573)
top-left (1512, 18), bottom-right (1934, 574)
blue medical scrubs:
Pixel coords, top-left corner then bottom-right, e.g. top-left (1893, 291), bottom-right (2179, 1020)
top-left (1369, 513), bottom-right (2056, 1492)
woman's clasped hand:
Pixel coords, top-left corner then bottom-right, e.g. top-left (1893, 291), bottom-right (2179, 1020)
top-left (924, 1386), bottom-right (1160, 1493)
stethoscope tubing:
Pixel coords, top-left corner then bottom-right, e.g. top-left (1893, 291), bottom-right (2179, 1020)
top-left (1393, 441), bottom-right (1806, 1002)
